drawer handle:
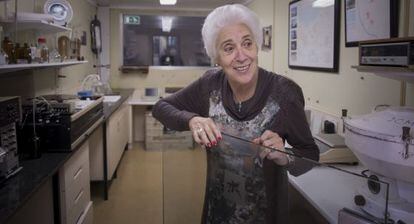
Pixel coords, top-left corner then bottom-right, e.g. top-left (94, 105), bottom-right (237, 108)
top-left (74, 166), bottom-right (83, 180)
top-left (75, 189), bottom-right (84, 203)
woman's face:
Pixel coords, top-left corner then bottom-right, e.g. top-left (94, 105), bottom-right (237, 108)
top-left (216, 23), bottom-right (258, 86)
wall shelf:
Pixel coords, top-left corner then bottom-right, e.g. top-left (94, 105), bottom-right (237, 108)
top-left (351, 65), bottom-right (414, 83)
top-left (0, 20), bottom-right (71, 33)
top-left (0, 61), bottom-right (88, 74)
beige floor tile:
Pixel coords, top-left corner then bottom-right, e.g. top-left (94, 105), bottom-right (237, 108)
top-left (92, 143), bottom-right (206, 224)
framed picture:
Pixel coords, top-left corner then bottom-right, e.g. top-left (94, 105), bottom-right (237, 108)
top-left (345, 0), bottom-right (398, 47)
top-left (288, 0), bottom-right (340, 73)
top-left (262, 25), bottom-right (272, 51)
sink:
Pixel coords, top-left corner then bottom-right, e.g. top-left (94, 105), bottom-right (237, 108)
top-left (103, 95), bottom-right (121, 103)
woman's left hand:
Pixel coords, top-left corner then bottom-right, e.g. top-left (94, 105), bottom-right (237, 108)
top-left (252, 130), bottom-right (289, 166)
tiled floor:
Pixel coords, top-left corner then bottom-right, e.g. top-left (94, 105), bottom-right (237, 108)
top-left (91, 143), bottom-right (206, 224)
top-left (91, 143), bottom-right (322, 224)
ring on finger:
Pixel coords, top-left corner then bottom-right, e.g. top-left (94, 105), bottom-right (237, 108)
top-left (196, 127), bottom-right (204, 134)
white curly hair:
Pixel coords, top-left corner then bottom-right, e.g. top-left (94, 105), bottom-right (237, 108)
top-left (201, 4), bottom-right (262, 63)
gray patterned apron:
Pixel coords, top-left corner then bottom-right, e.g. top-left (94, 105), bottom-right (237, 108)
top-left (203, 90), bottom-right (280, 224)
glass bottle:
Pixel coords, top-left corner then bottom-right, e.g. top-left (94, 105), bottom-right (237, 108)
top-left (0, 50), bottom-right (7, 65)
top-left (2, 37), bottom-right (12, 58)
top-left (23, 43), bottom-right (31, 63)
top-left (12, 43), bottom-right (22, 64)
top-left (58, 35), bottom-right (70, 60)
top-left (38, 38), bottom-right (49, 63)
top-left (30, 44), bottom-right (36, 63)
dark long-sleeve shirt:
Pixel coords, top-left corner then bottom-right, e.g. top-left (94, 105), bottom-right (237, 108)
top-left (152, 67), bottom-right (319, 223)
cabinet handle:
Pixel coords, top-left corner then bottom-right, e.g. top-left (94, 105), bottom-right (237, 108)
top-left (73, 166), bottom-right (83, 180)
top-left (74, 189), bottom-right (84, 203)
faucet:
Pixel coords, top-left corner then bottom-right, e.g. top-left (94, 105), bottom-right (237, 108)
top-left (341, 109), bottom-right (348, 134)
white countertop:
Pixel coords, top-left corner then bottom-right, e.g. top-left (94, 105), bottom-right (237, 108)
top-left (289, 164), bottom-right (367, 224)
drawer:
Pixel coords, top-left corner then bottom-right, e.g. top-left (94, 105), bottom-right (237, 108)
top-left (65, 163), bottom-right (90, 210)
top-left (62, 142), bottom-right (89, 188)
top-left (68, 188), bottom-right (91, 224)
top-left (76, 201), bottom-right (93, 224)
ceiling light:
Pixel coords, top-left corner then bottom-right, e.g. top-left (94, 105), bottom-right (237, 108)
top-left (162, 16), bottom-right (173, 32)
top-left (312, 0), bottom-right (334, 8)
top-left (160, 0), bottom-right (177, 5)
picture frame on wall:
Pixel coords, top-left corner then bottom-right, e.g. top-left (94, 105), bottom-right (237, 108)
top-left (262, 25), bottom-right (272, 51)
top-left (288, 0), bottom-right (340, 73)
top-left (344, 0), bottom-right (399, 47)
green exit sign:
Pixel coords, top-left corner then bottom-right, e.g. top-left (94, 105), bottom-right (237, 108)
top-left (124, 16), bottom-right (140, 25)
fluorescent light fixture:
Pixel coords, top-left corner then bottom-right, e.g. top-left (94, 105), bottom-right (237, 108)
top-left (162, 16), bottom-right (173, 32)
top-left (312, 0), bottom-right (334, 8)
top-left (160, 0), bottom-right (177, 5)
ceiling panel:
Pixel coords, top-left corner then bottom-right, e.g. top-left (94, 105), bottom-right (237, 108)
top-left (96, 0), bottom-right (253, 10)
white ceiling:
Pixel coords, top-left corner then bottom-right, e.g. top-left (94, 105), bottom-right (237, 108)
top-left (95, 0), bottom-right (254, 11)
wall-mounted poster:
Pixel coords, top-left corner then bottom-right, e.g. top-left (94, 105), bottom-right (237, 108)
top-left (345, 0), bottom-right (398, 47)
top-left (288, 0), bottom-right (340, 73)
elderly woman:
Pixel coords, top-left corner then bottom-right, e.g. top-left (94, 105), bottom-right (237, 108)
top-left (153, 4), bottom-right (319, 224)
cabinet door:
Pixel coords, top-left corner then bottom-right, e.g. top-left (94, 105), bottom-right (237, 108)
top-left (119, 101), bottom-right (130, 152)
top-left (89, 125), bottom-right (104, 181)
top-left (106, 102), bottom-right (129, 180)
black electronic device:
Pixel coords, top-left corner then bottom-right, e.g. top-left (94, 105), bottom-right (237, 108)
top-left (324, 120), bottom-right (336, 134)
top-left (359, 37), bottom-right (414, 68)
top-left (0, 96), bottom-right (22, 181)
top-left (19, 95), bottom-right (104, 157)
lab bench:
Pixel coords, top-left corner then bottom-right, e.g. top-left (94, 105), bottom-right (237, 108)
top-left (0, 89), bottom-right (134, 223)
top-left (289, 164), bottom-right (366, 224)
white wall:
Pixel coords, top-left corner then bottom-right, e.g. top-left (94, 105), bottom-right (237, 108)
top-left (248, 0), bottom-right (274, 72)
top-left (250, 0), bottom-right (414, 119)
top-left (32, 0), bottom-right (98, 95)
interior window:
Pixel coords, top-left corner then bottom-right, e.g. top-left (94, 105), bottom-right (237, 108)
top-left (122, 14), bottom-right (210, 67)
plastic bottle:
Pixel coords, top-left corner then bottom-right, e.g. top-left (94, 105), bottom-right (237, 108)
top-left (38, 37), bottom-right (49, 63)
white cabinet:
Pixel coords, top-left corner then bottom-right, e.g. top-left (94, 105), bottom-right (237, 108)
top-left (89, 99), bottom-right (130, 181)
top-left (106, 100), bottom-right (130, 179)
top-left (59, 140), bottom-right (93, 224)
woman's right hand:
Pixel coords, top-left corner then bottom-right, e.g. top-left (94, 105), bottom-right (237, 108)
top-left (189, 116), bottom-right (222, 148)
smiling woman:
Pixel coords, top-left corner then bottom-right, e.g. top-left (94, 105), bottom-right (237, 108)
top-left (152, 4), bottom-right (319, 224)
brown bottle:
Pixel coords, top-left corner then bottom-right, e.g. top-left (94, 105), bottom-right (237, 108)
top-left (38, 38), bottom-right (49, 63)
top-left (75, 38), bottom-right (81, 60)
top-left (58, 35), bottom-right (70, 60)
top-left (2, 37), bottom-right (13, 59)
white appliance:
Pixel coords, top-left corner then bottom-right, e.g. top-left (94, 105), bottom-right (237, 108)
top-left (344, 107), bottom-right (414, 224)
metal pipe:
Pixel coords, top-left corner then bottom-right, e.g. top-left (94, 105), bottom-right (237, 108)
top-left (400, 0), bottom-right (411, 106)
top-left (13, 0), bottom-right (17, 43)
